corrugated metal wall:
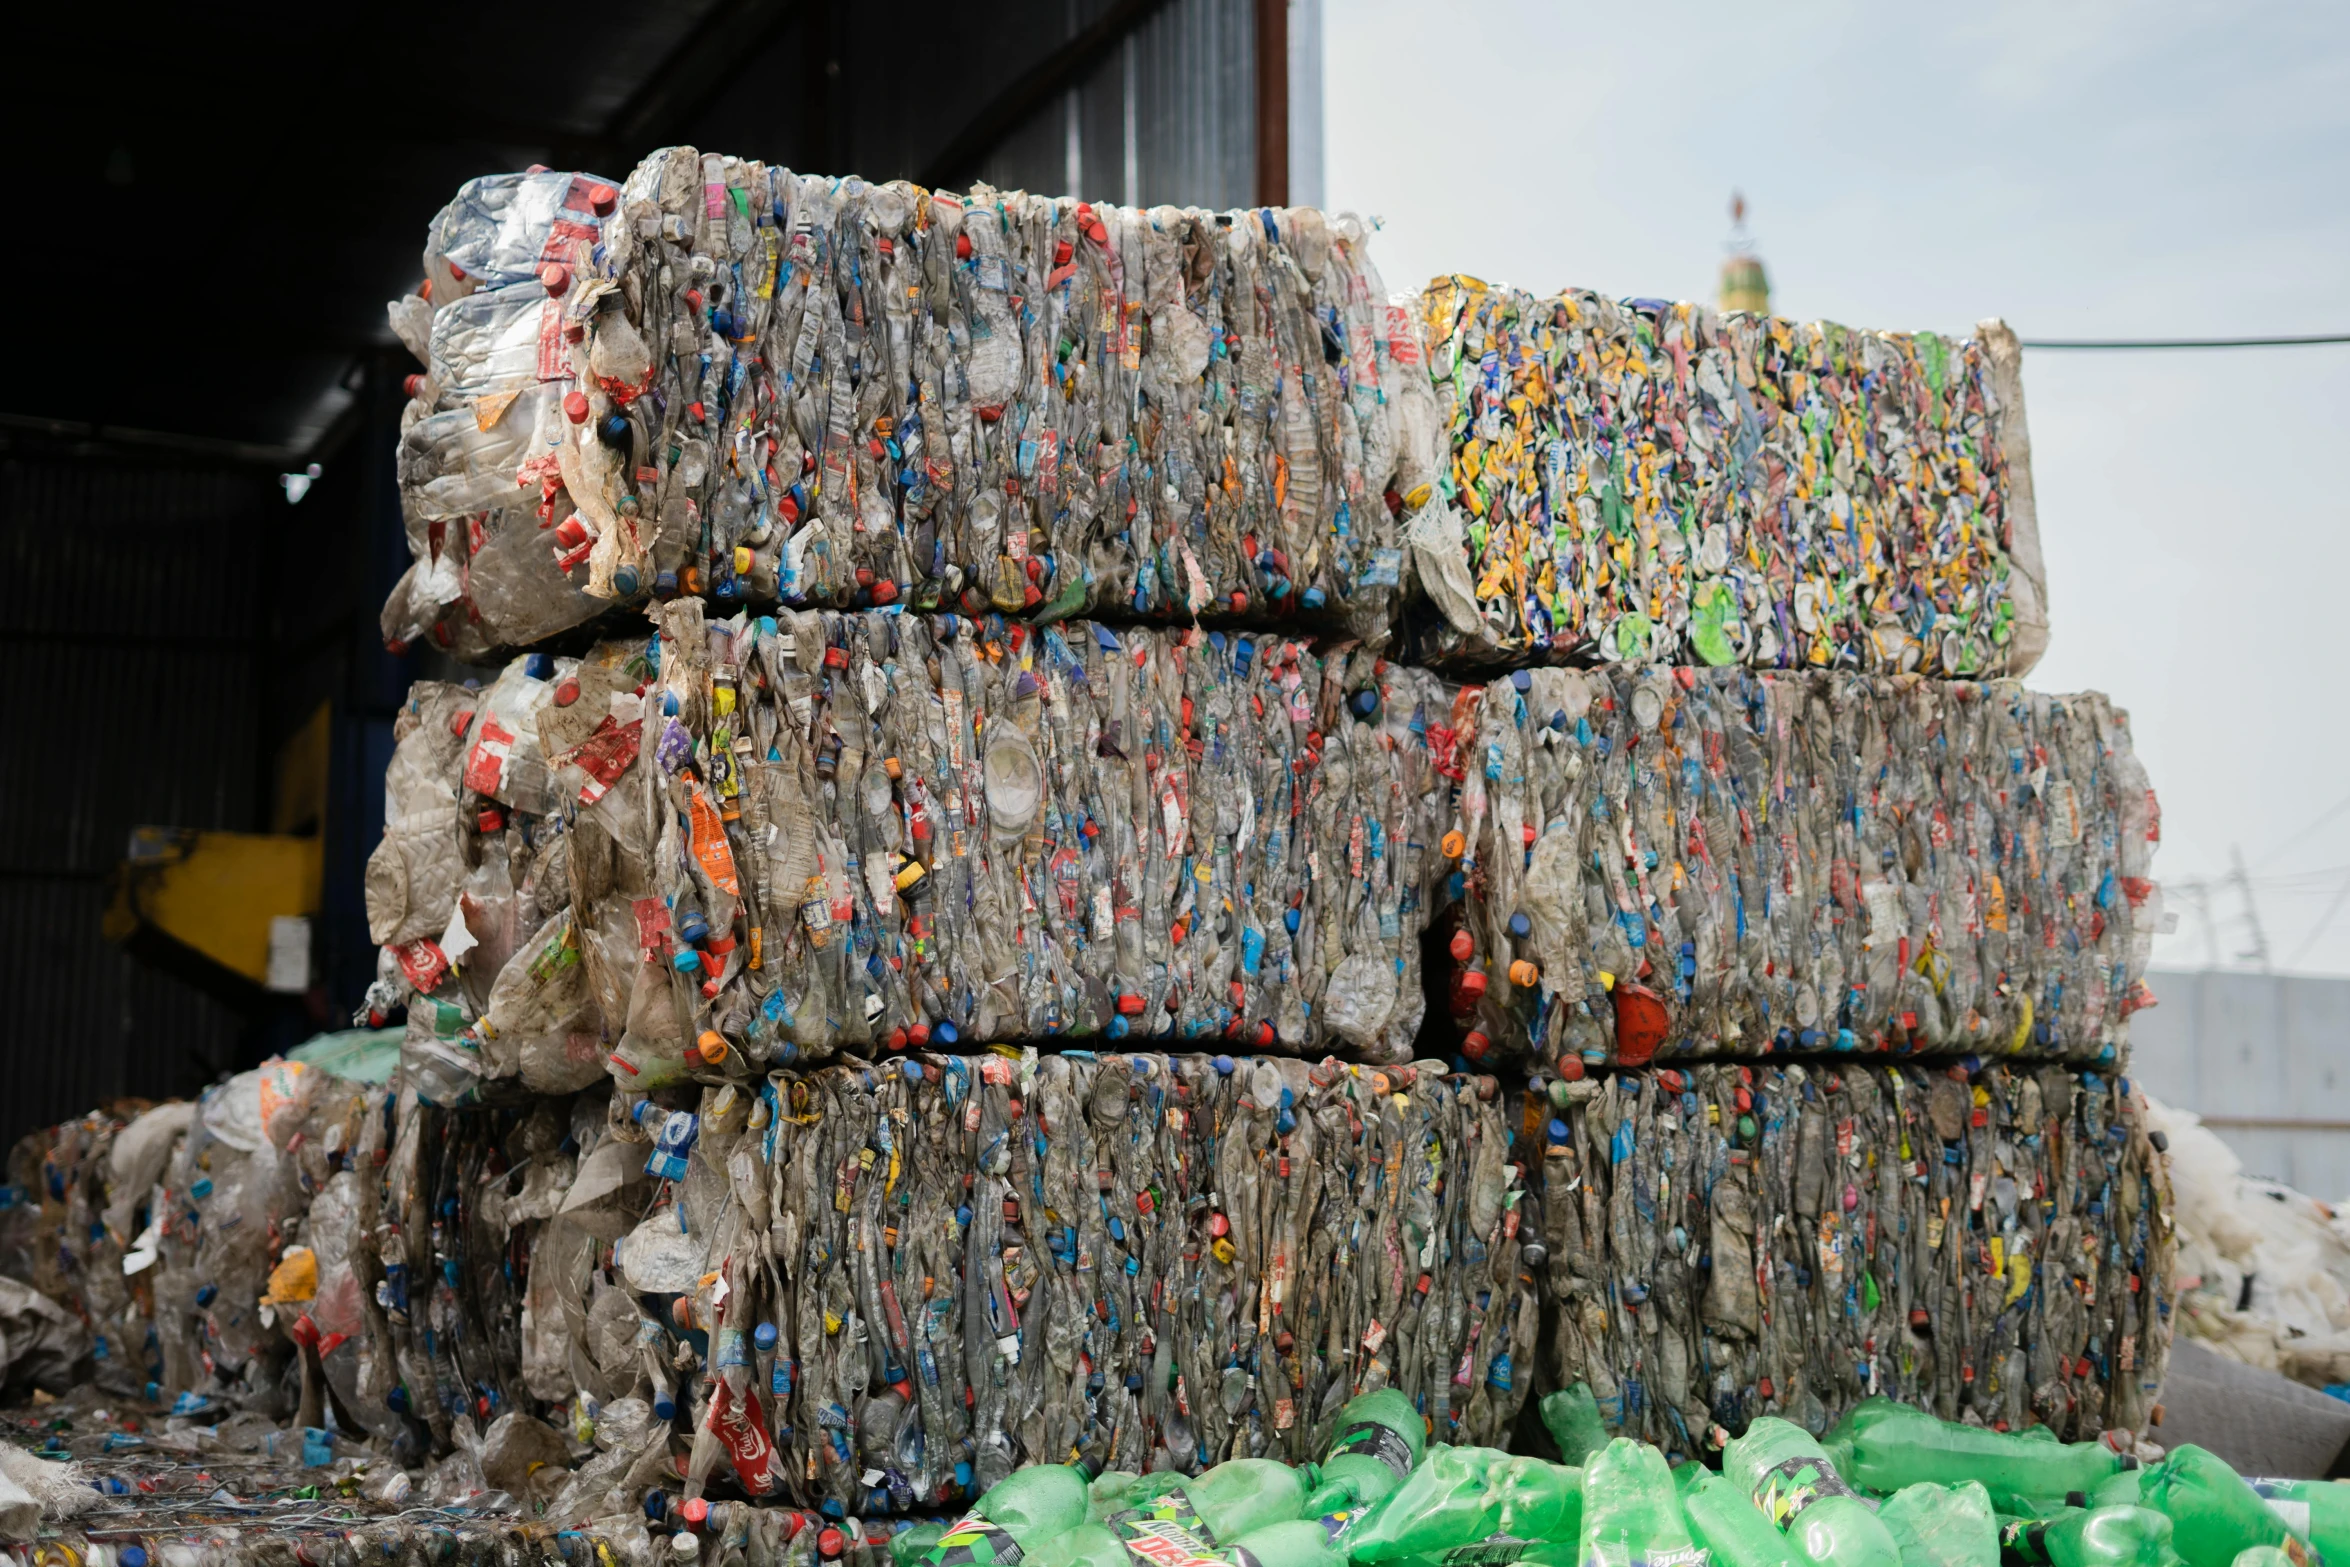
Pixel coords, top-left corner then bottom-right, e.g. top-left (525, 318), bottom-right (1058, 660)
top-left (973, 0), bottom-right (1275, 211)
top-left (2131, 968), bottom-right (2350, 1197)
top-left (0, 456), bottom-right (266, 1141)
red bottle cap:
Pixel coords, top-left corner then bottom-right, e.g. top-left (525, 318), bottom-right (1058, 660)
top-left (539, 262), bottom-right (570, 297)
top-left (564, 390), bottom-right (591, 424)
top-left (588, 184), bottom-right (618, 216)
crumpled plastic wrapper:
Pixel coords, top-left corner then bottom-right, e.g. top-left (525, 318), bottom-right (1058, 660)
top-left (1405, 279), bottom-right (2047, 676)
top-left (1526, 1058), bottom-right (2171, 1448)
top-left (384, 152), bottom-right (1423, 657)
top-left (1431, 666), bottom-right (2161, 1067)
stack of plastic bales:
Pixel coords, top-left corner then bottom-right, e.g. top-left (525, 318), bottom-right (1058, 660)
top-left (0, 145), bottom-right (2177, 1559)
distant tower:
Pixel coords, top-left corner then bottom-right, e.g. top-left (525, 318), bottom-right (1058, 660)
top-left (1720, 190), bottom-right (1770, 316)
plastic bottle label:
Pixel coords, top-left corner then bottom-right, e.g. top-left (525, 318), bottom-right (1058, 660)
top-left (1754, 1454), bottom-right (1862, 1527)
top-left (1327, 1418), bottom-right (1416, 1481)
top-left (922, 1511), bottom-right (1026, 1567)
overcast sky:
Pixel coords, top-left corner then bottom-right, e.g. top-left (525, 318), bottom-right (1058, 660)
top-left (1325, 0), bottom-right (2350, 976)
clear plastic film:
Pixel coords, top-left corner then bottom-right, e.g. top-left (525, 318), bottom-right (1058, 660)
top-left (1430, 667), bottom-right (2159, 1069)
top-left (386, 150), bottom-right (1422, 658)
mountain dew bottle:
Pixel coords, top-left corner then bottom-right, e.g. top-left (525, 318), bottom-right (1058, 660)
top-left (1106, 1458), bottom-right (1316, 1552)
top-left (1224, 1521), bottom-right (1350, 1567)
top-left (926, 1465), bottom-right (1093, 1567)
top-left (1724, 1418), bottom-right (1899, 1567)
top-left (1029, 1526), bottom-right (1131, 1567)
top-left (2137, 1448), bottom-right (2312, 1567)
top-left (1683, 1468), bottom-right (1798, 1567)
top-left (1997, 1506), bottom-right (2182, 1567)
top-left (1541, 1386), bottom-right (1612, 1469)
top-left (1346, 1447), bottom-right (1582, 1564)
top-left (1308, 1390), bottom-right (1428, 1514)
top-left (2245, 1478), bottom-right (2350, 1565)
top-left (1581, 1438), bottom-right (1704, 1567)
top-left (1827, 1400), bottom-right (2133, 1513)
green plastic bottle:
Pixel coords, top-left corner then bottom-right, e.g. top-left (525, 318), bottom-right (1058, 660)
top-left (1724, 1417), bottom-right (1900, 1567)
top-left (1683, 1468), bottom-right (1798, 1567)
top-left (1997, 1507), bottom-right (2182, 1567)
top-left (1107, 1458), bottom-right (1316, 1547)
top-left (1826, 1399), bottom-right (2134, 1513)
top-left (1226, 1520), bottom-right (1350, 1567)
top-left (1541, 1385), bottom-right (1613, 1468)
top-left (2137, 1447), bottom-right (2305, 1567)
top-left (1878, 1482), bottom-right (1998, 1567)
top-left (2243, 1478), bottom-right (2350, 1565)
top-left (2232, 1551), bottom-right (2298, 1567)
top-left (1308, 1390), bottom-right (1430, 1515)
top-left (894, 1523), bottom-right (948, 1567)
top-left (1345, 1447), bottom-right (1583, 1563)
top-left (1581, 1438), bottom-right (1704, 1567)
top-left (1028, 1525), bottom-right (1131, 1567)
top-left (926, 1465), bottom-right (1093, 1566)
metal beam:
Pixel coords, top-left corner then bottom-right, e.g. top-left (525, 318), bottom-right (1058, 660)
top-left (1254, 0), bottom-right (1288, 206)
top-left (922, 0), bottom-right (1179, 190)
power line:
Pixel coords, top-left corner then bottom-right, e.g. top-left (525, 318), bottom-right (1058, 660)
top-left (2021, 333), bottom-right (2350, 350)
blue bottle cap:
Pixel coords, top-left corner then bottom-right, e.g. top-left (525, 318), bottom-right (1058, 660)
top-left (1302, 586), bottom-right (1326, 609)
top-left (934, 1020), bottom-right (960, 1045)
top-left (1507, 912), bottom-right (1532, 939)
top-left (1212, 1055), bottom-right (1235, 1075)
top-left (525, 652), bottom-right (555, 680)
top-left (1511, 670), bottom-right (1533, 692)
top-left (754, 1322), bottom-right (778, 1352)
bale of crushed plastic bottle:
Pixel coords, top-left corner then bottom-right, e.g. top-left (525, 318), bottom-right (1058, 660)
top-left (1403, 277), bottom-right (2048, 677)
top-left (363, 609), bottom-right (1456, 1090)
top-left (1430, 667), bottom-right (2161, 1069)
top-left (383, 153), bottom-right (1429, 660)
top-left (1521, 1058), bottom-right (2172, 1449)
top-left (575, 1051), bottom-right (1535, 1516)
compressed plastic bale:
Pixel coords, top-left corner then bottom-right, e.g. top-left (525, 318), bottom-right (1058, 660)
top-left (1405, 278), bottom-right (2045, 676)
top-left (581, 1052), bottom-right (1533, 1516)
top-left (1522, 1059), bottom-right (2172, 1453)
top-left (386, 149), bottom-right (1425, 657)
top-left (1433, 667), bottom-right (2160, 1067)
top-left (368, 610), bottom-right (1455, 1077)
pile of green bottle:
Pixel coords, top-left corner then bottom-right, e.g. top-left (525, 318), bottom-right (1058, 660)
top-left (892, 1389), bottom-right (2343, 1567)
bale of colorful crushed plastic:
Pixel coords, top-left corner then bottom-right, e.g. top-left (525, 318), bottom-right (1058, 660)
top-left (1404, 278), bottom-right (2047, 678)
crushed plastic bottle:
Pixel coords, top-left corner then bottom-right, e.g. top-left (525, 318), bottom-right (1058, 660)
top-left (1722, 1418), bottom-right (1899, 1567)
top-left (1876, 1482), bottom-right (1998, 1567)
top-left (1827, 1400), bottom-right (2136, 1513)
top-left (1997, 1507), bottom-right (2184, 1567)
top-left (1578, 1438), bottom-right (1702, 1567)
top-left (1342, 1447), bottom-right (1582, 1564)
top-left (2134, 1448), bottom-right (2312, 1567)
